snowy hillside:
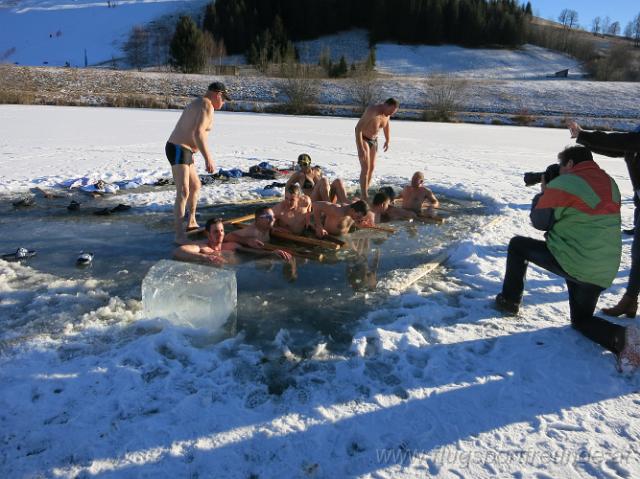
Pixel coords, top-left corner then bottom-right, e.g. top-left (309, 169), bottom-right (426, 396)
top-left (1, 2), bottom-right (586, 81)
top-left (0, 0), bottom-right (206, 67)
top-left (376, 43), bottom-right (585, 79)
top-left (295, 29), bottom-right (585, 79)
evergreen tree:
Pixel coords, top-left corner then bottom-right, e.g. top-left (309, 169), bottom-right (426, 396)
top-left (334, 55), bottom-right (348, 77)
top-left (170, 16), bottom-right (205, 73)
top-left (525, 2), bottom-right (532, 17)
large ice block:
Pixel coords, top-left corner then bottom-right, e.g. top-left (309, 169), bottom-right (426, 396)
top-left (142, 260), bottom-right (237, 332)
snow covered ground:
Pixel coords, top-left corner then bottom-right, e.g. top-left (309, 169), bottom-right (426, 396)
top-left (1, 105), bottom-right (640, 478)
top-left (376, 43), bottom-right (585, 79)
top-left (0, 0), bottom-right (207, 67)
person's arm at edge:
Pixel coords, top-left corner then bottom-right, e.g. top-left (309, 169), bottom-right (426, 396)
top-left (530, 192), bottom-right (555, 231)
top-left (285, 172), bottom-right (300, 189)
top-left (173, 245), bottom-right (224, 266)
top-left (576, 130), bottom-right (640, 157)
top-left (424, 187), bottom-right (440, 208)
top-left (383, 121), bottom-right (391, 152)
top-left (355, 112), bottom-right (368, 152)
top-left (194, 100), bottom-right (215, 173)
top-left (224, 229), bottom-right (263, 248)
top-left (313, 201), bottom-right (330, 237)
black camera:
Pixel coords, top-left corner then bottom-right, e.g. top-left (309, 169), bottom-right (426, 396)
top-left (524, 164), bottom-right (561, 187)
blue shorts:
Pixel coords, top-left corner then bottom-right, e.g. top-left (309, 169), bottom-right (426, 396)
top-left (165, 142), bottom-right (194, 166)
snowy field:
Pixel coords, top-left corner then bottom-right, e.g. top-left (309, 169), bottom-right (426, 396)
top-left (375, 43), bottom-right (585, 79)
top-left (296, 29), bottom-right (583, 79)
top-left (0, 0), bottom-right (207, 67)
top-left (1, 105), bottom-right (640, 478)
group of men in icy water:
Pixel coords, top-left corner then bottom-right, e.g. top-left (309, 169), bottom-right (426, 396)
top-left (173, 162), bottom-right (438, 266)
top-left (165, 82), bottom-right (640, 369)
top-left (166, 81), bottom-right (438, 263)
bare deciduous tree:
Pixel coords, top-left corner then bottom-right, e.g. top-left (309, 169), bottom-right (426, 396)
top-left (347, 66), bottom-right (378, 113)
top-left (150, 22), bottom-right (172, 68)
top-left (608, 21), bottom-right (621, 36)
top-left (559, 9), bottom-right (578, 29)
top-left (601, 16), bottom-right (611, 36)
top-left (591, 16), bottom-right (601, 36)
top-left (625, 21), bottom-right (634, 40)
top-left (423, 74), bottom-right (469, 122)
top-left (201, 31), bottom-right (227, 73)
top-left (123, 25), bottom-right (149, 70)
top-left (280, 61), bottom-right (319, 114)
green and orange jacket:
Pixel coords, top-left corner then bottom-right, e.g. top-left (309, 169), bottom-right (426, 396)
top-left (530, 160), bottom-right (621, 288)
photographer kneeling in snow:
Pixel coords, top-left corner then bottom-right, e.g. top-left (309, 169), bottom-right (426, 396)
top-left (569, 121), bottom-right (640, 318)
top-left (495, 146), bottom-right (640, 369)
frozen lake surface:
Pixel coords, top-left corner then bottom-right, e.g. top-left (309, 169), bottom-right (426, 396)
top-left (1, 106), bottom-right (640, 478)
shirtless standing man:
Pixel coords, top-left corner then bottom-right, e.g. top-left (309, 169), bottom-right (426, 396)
top-left (313, 200), bottom-right (369, 237)
top-left (355, 98), bottom-right (400, 202)
top-left (173, 217), bottom-right (235, 266)
top-left (272, 184), bottom-right (312, 235)
top-left (166, 82), bottom-right (230, 244)
top-left (400, 171), bottom-right (440, 217)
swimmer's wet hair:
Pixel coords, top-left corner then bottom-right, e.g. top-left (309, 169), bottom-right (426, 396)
top-left (205, 217), bottom-right (223, 232)
top-left (378, 186), bottom-right (396, 200)
top-left (384, 98), bottom-right (399, 107)
top-left (287, 184), bottom-right (302, 196)
top-left (349, 199), bottom-right (370, 215)
top-left (255, 206), bottom-right (271, 219)
top-left (373, 192), bottom-right (390, 206)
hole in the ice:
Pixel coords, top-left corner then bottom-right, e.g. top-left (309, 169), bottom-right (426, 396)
top-left (1, 194), bottom-right (490, 353)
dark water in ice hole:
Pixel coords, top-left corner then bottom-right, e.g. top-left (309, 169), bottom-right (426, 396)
top-left (0, 192), bottom-right (489, 353)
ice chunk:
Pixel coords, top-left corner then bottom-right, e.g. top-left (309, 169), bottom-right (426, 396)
top-left (142, 260), bottom-right (237, 332)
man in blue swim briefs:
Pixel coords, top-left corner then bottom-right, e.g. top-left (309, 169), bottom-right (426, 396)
top-left (166, 82), bottom-right (230, 244)
top-left (354, 98), bottom-right (399, 202)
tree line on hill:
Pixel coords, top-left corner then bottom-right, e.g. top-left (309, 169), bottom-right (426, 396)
top-left (129, 0), bottom-right (530, 72)
top-left (203, 0), bottom-right (530, 61)
top-left (122, 0), bottom-right (640, 83)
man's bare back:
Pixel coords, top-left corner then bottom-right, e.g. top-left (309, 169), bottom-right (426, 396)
top-left (313, 200), bottom-right (369, 237)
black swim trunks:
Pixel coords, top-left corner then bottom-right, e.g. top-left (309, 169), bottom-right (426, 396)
top-left (165, 142), bottom-right (194, 166)
top-left (302, 177), bottom-right (314, 190)
top-left (363, 136), bottom-right (378, 151)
